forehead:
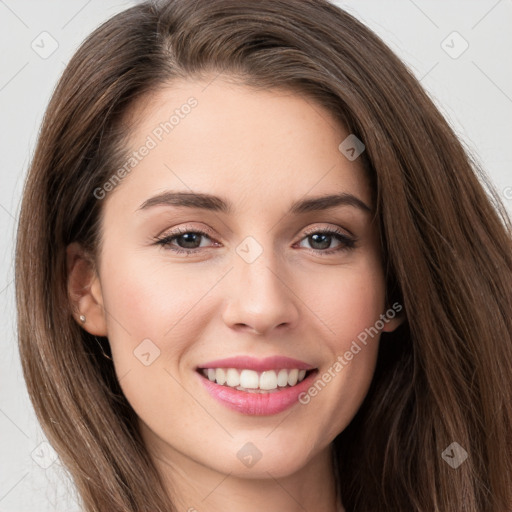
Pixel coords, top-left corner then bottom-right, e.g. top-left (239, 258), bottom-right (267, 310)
top-left (106, 77), bottom-right (372, 215)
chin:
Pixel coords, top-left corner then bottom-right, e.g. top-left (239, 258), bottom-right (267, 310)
top-left (208, 430), bottom-right (322, 479)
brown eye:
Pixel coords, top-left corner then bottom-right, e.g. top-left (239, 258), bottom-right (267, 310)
top-left (155, 227), bottom-right (218, 255)
top-left (297, 228), bottom-right (356, 255)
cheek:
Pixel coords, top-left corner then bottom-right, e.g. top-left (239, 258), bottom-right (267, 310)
top-left (97, 251), bottom-right (218, 435)
top-left (305, 257), bottom-right (386, 348)
top-left (99, 249), bottom-right (220, 360)
top-left (295, 256), bottom-right (386, 435)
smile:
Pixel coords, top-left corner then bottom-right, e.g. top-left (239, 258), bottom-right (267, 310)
top-left (199, 367), bottom-right (310, 392)
top-left (195, 356), bottom-right (318, 415)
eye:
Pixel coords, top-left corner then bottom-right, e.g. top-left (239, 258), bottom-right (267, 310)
top-left (295, 227), bottom-right (356, 255)
top-left (154, 226), bottom-right (218, 255)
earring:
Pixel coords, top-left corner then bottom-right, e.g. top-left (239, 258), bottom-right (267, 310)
top-left (79, 314), bottom-right (86, 323)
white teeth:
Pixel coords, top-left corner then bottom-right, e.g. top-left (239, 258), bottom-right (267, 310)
top-left (260, 370), bottom-right (278, 390)
top-left (239, 369), bottom-right (259, 389)
top-left (277, 369), bottom-right (289, 387)
top-left (288, 369), bottom-right (299, 386)
top-left (201, 367), bottom-right (310, 391)
top-left (216, 368), bottom-right (226, 385)
top-left (226, 368), bottom-right (240, 387)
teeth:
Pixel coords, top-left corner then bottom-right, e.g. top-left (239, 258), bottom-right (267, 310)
top-left (240, 369), bottom-right (259, 389)
top-left (288, 369), bottom-right (298, 386)
top-left (260, 370), bottom-right (278, 390)
top-left (201, 367), bottom-right (310, 391)
top-left (215, 368), bottom-right (226, 385)
top-left (226, 368), bottom-right (240, 387)
top-left (277, 369), bottom-right (289, 387)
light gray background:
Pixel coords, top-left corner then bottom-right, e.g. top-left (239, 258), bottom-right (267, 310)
top-left (1, 1), bottom-right (511, 511)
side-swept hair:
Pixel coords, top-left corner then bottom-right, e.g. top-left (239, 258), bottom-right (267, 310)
top-left (16, 1), bottom-right (512, 510)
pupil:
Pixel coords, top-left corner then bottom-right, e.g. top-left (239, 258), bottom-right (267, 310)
top-left (180, 233), bottom-right (200, 248)
top-left (310, 233), bottom-right (330, 250)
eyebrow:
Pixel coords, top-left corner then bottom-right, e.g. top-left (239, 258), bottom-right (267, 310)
top-left (137, 190), bottom-right (372, 215)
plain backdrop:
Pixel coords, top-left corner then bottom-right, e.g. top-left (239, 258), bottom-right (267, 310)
top-left (0, 1), bottom-right (511, 510)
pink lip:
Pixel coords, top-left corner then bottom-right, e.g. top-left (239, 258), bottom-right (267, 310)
top-left (197, 355), bottom-right (315, 372)
top-left (196, 367), bottom-right (319, 416)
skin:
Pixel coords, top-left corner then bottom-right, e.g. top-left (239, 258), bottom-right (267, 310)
top-left (67, 76), bottom-right (403, 512)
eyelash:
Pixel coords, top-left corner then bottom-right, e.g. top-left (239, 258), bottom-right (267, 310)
top-left (154, 225), bottom-right (357, 256)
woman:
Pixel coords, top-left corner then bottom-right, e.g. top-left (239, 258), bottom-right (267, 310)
top-left (15, 0), bottom-right (512, 510)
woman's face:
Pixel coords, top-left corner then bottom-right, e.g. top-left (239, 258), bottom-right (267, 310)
top-left (72, 77), bottom-right (401, 481)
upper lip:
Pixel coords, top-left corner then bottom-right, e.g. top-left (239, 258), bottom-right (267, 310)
top-left (197, 355), bottom-right (315, 372)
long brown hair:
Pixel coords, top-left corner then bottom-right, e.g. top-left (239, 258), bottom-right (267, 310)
top-left (15, 1), bottom-right (512, 510)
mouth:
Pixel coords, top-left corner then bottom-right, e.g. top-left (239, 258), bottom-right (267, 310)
top-left (196, 367), bottom-right (316, 393)
top-left (195, 355), bottom-right (319, 415)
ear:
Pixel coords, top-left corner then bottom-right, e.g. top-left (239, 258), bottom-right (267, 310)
top-left (381, 303), bottom-right (406, 333)
top-left (66, 242), bottom-right (108, 336)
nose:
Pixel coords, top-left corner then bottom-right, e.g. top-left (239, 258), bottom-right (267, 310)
top-left (221, 247), bottom-right (300, 336)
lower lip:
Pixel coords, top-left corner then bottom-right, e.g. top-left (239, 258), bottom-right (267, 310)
top-left (196, 370), bottom-right (318, 415)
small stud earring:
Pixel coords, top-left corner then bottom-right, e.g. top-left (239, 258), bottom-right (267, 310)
top-left (79, 314), bottom-right (86, 323)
